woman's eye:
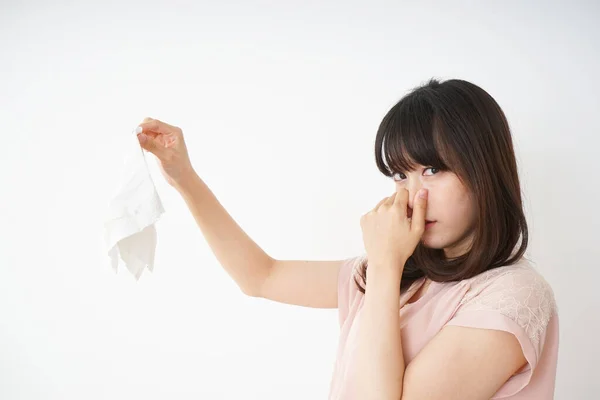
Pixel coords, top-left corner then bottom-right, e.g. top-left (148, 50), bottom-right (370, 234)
top-left (392, 172), bottom-right (406, 181)
top-left (392, 167), bottom-right (439, 181)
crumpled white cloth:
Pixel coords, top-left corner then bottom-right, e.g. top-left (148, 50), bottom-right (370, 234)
top-left (103, 127), bottom-right (165, 280)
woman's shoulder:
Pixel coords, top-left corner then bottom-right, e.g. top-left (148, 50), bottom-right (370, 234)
top-left (460, 257), bottom-right (556, 302)
top-left (452, 256), bottom-right (558, 342)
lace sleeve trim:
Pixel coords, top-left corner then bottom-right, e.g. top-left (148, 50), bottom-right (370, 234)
top-left (457, 265), bottom-right (557, 345)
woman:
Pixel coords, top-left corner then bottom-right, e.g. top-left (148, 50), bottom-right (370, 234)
top-left (134, 78), bottom-right (558, 399)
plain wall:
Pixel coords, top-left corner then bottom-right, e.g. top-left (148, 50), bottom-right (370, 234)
top-left (1, 1), bottom-right (599, 399)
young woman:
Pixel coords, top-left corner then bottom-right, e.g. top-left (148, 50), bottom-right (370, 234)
top-left (134, 78), bottom-right (558, 399)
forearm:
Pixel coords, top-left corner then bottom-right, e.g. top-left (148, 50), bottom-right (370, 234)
top-left (353, 262), bottom-right (405, 399)
top-left (173, 171), bottom-right (274, 295)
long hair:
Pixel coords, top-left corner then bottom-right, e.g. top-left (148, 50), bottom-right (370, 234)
top-left (354, 78), bottom-right (529, 294)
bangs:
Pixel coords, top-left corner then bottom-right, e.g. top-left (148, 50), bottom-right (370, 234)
top-left (375, 94), bottom-right (454, 177)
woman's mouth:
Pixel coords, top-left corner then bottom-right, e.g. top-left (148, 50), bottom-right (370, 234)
top-left (425, 221), bottom-right (436, 229)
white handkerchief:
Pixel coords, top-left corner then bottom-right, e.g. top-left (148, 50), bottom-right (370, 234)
top-left (103, 128), bottom-right (165, 280)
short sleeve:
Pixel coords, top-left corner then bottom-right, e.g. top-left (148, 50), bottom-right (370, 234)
top-left (337, 255), bottom-right (365, 328)
top-left (445, 266), bottom-right (558, 398)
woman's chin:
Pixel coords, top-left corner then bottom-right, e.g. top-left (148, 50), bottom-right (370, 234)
top-left (420, 235), bottom-right (444, 250)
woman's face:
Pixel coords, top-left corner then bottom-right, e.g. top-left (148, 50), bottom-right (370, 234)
top-left (393, 165), bottom-right (477, 258)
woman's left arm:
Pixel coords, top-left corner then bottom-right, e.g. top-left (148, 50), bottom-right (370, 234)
top-left (399, 323), bottom-right (527, 400)
top-left (352, 261), bottom-right (527, 400)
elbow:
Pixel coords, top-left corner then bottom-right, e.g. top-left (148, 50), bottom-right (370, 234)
top-left (239, 283), bottom-right (262, 298)
top-left (239, 259), bottom-right (273, 298)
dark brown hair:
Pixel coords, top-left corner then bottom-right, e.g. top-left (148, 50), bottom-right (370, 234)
top-left (354, 78), bottom-right (529, 294)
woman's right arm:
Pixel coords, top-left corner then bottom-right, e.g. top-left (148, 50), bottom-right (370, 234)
top-left (135, 118), bottom-right (344, 309)
top-left (174, 171), bottom-right (344, 308)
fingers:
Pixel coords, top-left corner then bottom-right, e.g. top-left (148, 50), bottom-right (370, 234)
top-left (137, 117), bottom-right (180, 137)
top-left (374, 189), bottom-right (408, 214)
top-left (135, 117), bottom-right (183, 158)
top-left (138, 133), bottom-right (167, 159)
top-left (374, 195), bottom-right (391, 211)
top-left (138, 118), bottom-right (158, 138)
top-left (392, 189), bottom-right (408, 214)
top-left (410, 188), bottom-right (428, 232)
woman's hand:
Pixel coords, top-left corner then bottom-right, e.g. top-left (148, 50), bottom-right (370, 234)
top-left (360, 188), bottom-right (428, 273)
top-left (136, 117), bottom-right (195, 188)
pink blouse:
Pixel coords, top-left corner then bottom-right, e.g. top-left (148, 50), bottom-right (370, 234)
top-left (329, 255), bottom-right (559, 399)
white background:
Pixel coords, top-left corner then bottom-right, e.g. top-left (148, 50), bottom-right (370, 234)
top-left (1, 1), bottom-right (599, 399)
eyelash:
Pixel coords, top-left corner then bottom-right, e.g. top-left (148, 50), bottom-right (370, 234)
top-left (392, 167), bottom-right (440, 182)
